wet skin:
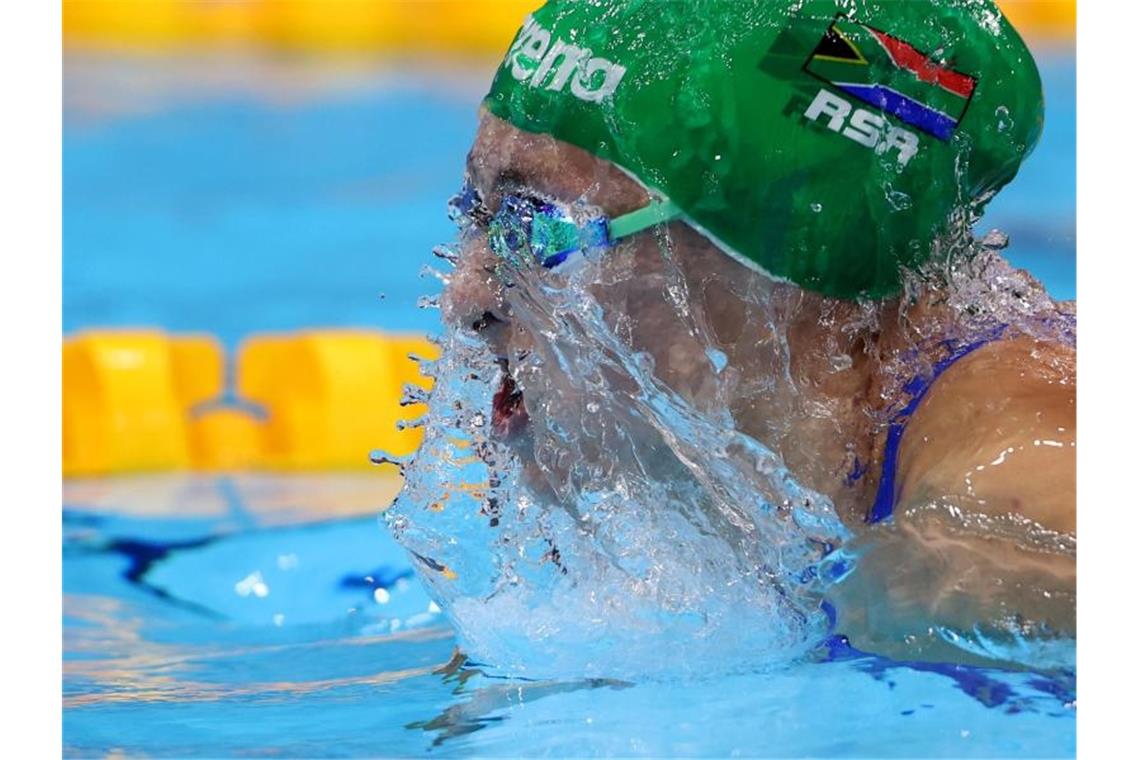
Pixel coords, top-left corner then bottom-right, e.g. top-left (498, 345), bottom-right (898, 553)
top-left (444, 112), bottom-right (1075, 645)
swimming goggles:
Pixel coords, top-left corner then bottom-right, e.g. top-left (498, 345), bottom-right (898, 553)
top-left (449, 179), bottom-right (680, 269)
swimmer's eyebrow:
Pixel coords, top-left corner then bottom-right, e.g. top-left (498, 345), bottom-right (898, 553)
top-left (464, 150), bottom-right (531, 196)
top-left (489, 169), bottom-right (529, 195)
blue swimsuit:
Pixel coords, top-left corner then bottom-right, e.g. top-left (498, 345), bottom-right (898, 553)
top-left (864, 326), bottom-right (1007, 524)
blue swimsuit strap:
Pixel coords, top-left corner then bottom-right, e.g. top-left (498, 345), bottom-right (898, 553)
top-left (865, 324), bottom-right (1009, 524)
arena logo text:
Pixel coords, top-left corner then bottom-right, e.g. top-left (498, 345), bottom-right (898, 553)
top-left (506, 16), bottom-right (627, 103)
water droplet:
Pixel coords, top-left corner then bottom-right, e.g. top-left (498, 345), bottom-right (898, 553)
top-left (994, 105), bottom-right (1013, 133)
top-left (234, 571), bottom-right (269, 598)
top-left (400, 383), bottom-right (429, 406)
top-left (705, 347), bottom-right (728, 373)
top-left (432, 243), bottom-right (459, 265)
top-left (370, 451), bottom-right (408, 476)
top-left (979, 229), bottom-right (1009, 251)
top-left (633, 351), bottom-right (655, 373)
top-left (417, 294), bottom-right (441, 310)
top-left (885, 189), bottom-right (912, 211)
top-left (829, 353), bottom-right (853, 372)
top-left (420, 265), bottom-right (449, 284)
top-left (810, 202), bottom-right (822, 213)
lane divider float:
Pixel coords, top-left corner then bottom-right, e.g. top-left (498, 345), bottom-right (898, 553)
top-left (63, 328), bottom-right (438, 476)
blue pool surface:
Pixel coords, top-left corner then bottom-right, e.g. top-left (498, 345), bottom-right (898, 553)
top-left (64, 474), bottom-right (1075, 758)
top-left (63, 51), bottom-right (1076, 757)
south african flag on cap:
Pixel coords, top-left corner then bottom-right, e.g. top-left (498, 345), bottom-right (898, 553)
top-left (804, 16), bottom-right (977, 141)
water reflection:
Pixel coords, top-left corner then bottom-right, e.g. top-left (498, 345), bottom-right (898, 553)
top-left (407, 651), bottom-right (632, 748)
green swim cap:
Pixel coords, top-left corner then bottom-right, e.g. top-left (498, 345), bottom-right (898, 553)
top-left (485, 0), bottom-right (1043, 299)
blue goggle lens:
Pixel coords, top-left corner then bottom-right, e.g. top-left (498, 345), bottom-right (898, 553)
top-left (451, 181), bottom-right (612, 269)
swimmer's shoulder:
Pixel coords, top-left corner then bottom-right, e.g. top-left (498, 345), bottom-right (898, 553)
top-left (893, 335), bottom-right (1075, 533)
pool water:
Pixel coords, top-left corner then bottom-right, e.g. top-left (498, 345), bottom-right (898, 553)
top-left (64, 474), bottom-right (1075, 758)
top-left (63, 51), bottom-right (1076, 757)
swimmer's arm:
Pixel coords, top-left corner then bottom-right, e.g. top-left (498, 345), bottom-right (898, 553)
top-left (827, 514), bottom-right (1076, 666)
top-left (829, 337), bottom-right (1076, 664)
top-left (894, 335), bottom-right (1075, 534)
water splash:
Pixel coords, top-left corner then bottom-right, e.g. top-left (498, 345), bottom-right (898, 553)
top-left (386, 233), bottom-right (854, 680)
top-left (382, 129), bottom-right (1075, 678)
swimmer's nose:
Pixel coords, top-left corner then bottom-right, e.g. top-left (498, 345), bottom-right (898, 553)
top-left (441, 233), bottom-right (509, 332)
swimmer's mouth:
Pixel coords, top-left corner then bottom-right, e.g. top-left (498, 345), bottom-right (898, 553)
top-left (492, 358), bottom-right (528, 439)
top-left (472, 309), bottom-right (528, 439)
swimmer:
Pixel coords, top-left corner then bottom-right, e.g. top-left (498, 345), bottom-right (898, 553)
top-left (438, 0), bottom-right (1074, 662)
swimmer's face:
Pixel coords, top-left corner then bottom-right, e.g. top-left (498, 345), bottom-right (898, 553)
top-left (445, 113), bottom-right (744, 434)
top-left (444, 113), bottom-right (872, 506)
top-left (449, 114), bottom-right (768, 402)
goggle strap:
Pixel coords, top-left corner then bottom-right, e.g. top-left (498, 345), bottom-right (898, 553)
top-left (607, 197), bottom-right (682, 241)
